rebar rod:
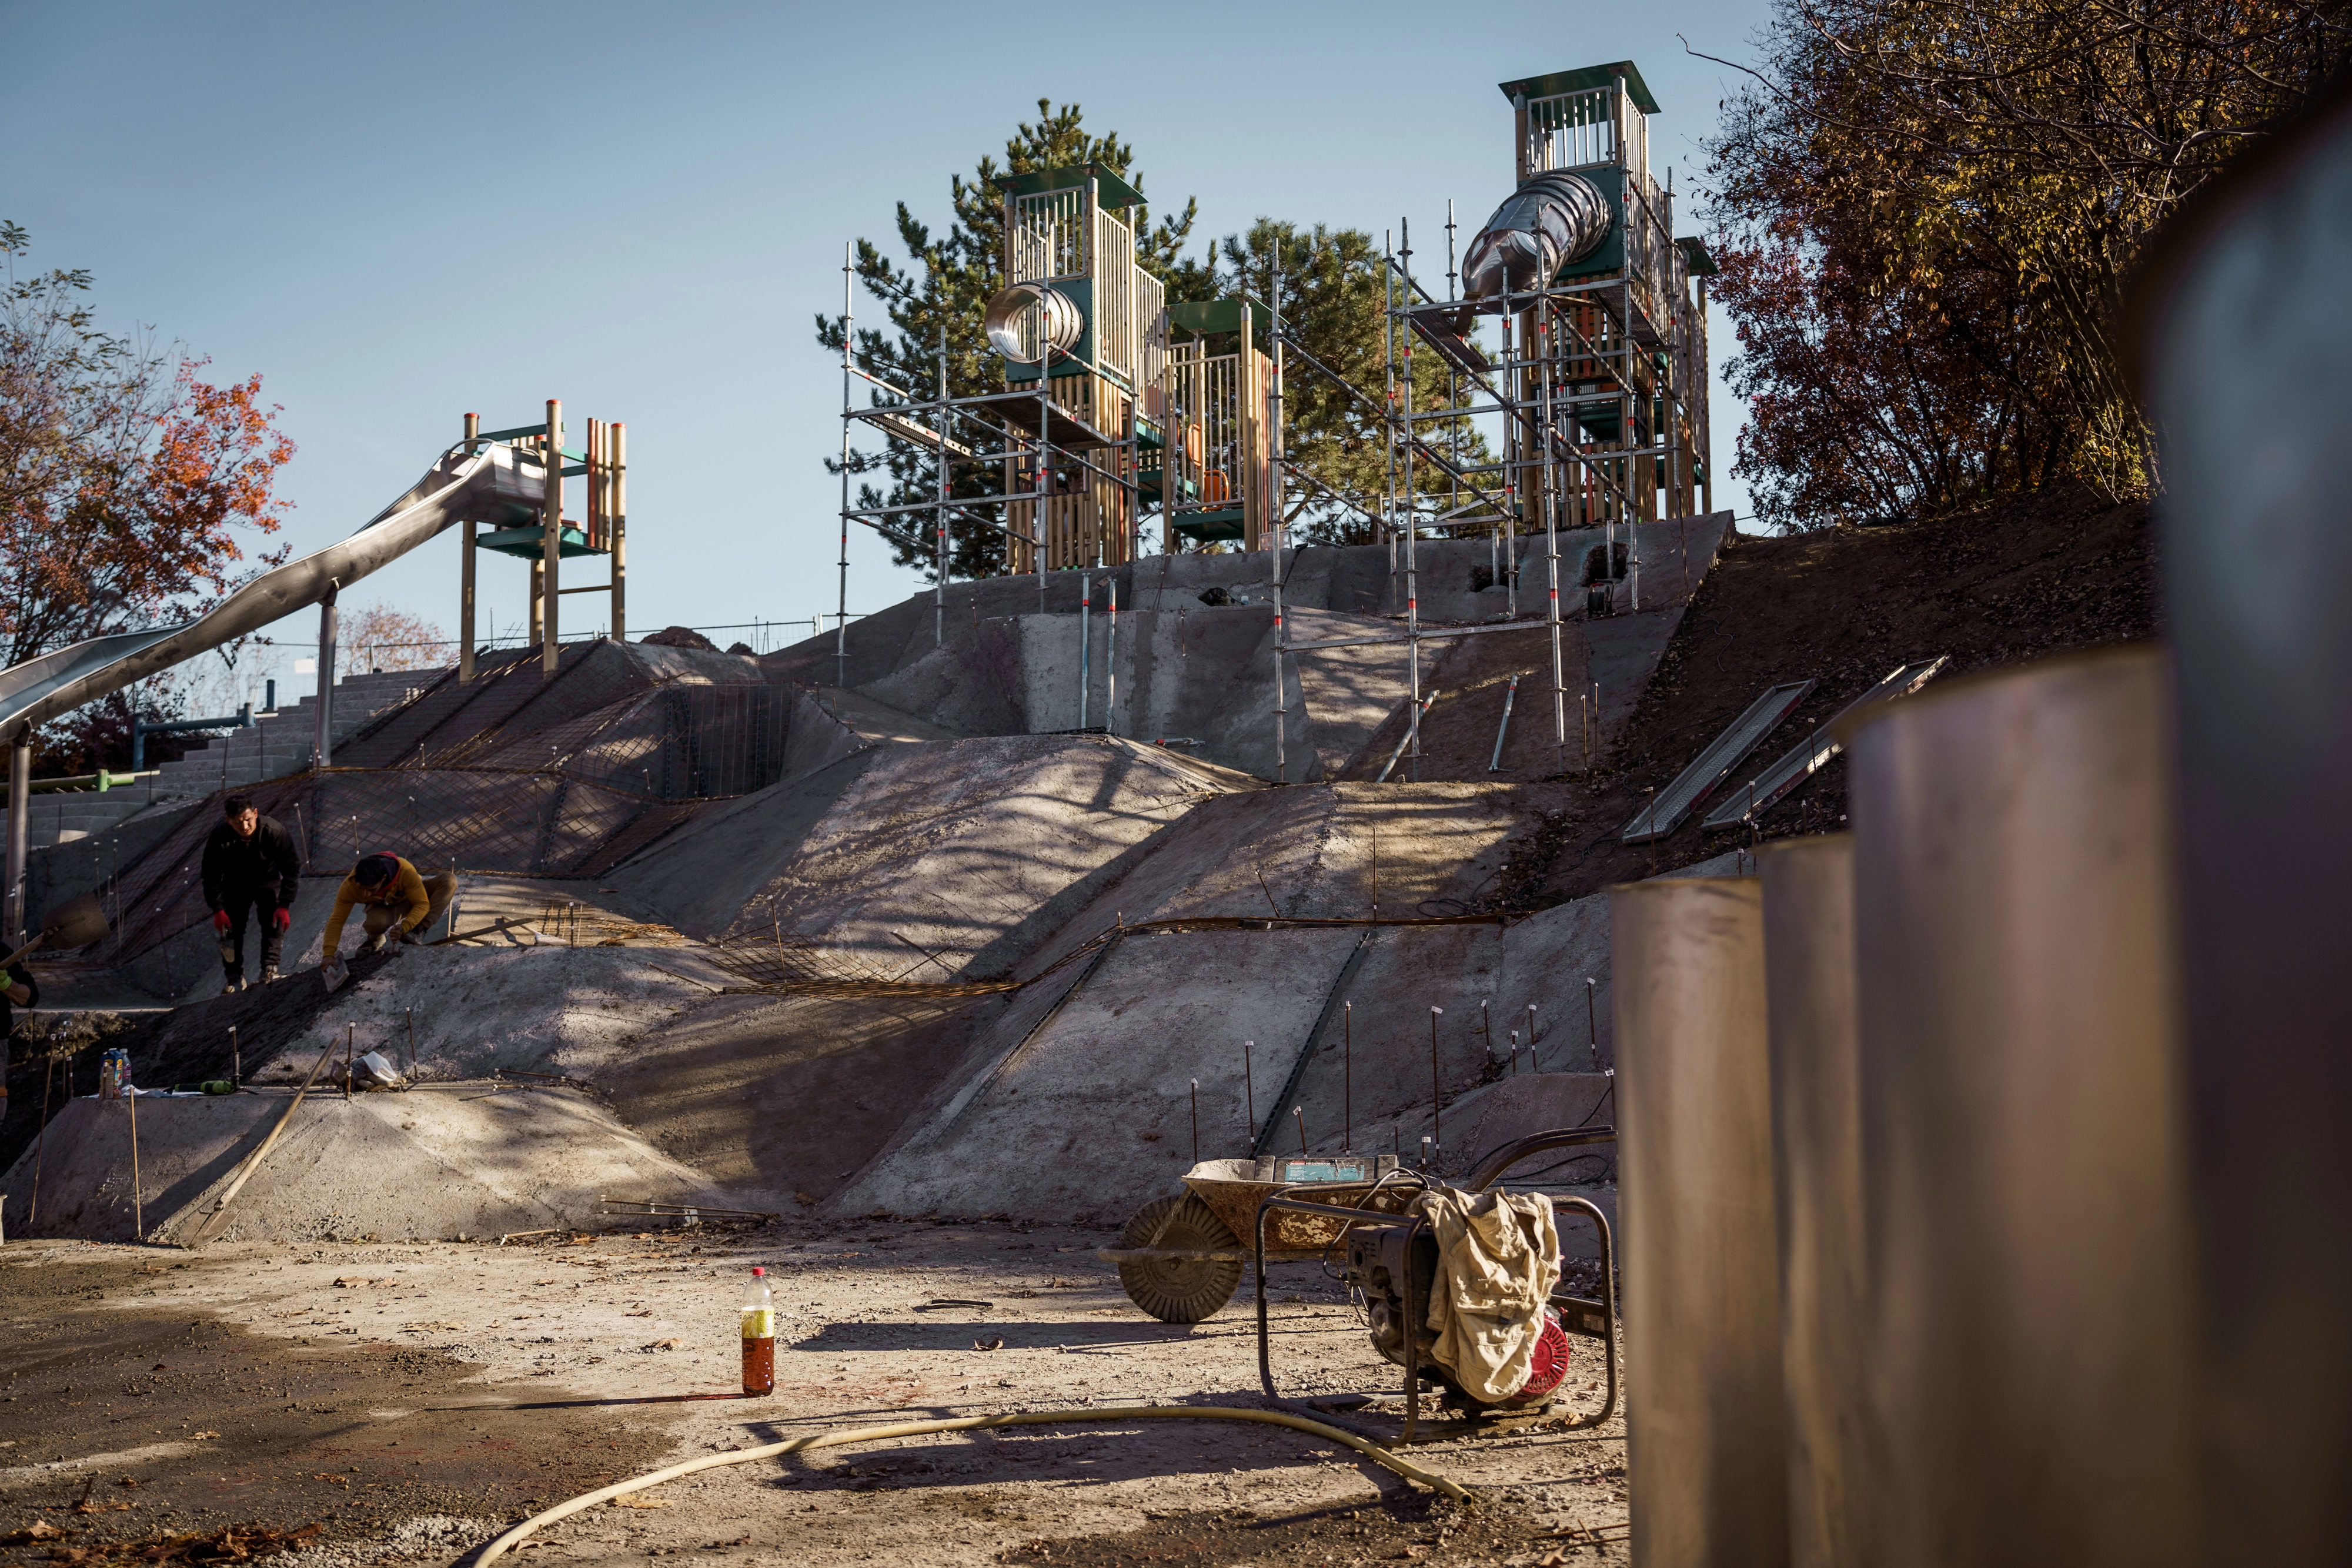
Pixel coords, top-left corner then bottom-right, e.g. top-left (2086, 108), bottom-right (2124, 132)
top-left (836, 244), bottom-right (853, 690)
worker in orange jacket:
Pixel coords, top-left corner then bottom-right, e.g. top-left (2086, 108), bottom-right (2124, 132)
top-left (322, 852), bottom-right (457, 958)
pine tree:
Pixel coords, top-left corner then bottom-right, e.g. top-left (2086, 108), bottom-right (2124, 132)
top-left (817, 107), bottom-right (1481, 569)
top-left (815, 101), bottom-right (1205, 581)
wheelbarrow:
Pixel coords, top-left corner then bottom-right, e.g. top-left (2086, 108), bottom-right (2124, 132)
top-left (1100, 1153), bottom-right (1414, 1324)
top-left (1252, 1126), bottom-right (1621, 1439)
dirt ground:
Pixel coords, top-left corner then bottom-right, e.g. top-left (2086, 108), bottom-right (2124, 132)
top-left (1478, 487), bottom-right (2159, 906)
top-left (0, 1221), bottom-right (1626, 1568)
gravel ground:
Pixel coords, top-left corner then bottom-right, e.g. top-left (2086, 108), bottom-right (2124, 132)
top-left (0, 1218), bottom-right (1627, 1566)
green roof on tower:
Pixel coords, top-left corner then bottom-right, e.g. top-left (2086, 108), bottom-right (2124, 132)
top-left (996, 162), bottom-right (1148, 212)
top-left (1498, 62), bottom-right (1661, 115)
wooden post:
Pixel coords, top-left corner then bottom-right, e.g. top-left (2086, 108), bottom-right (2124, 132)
top-left (460, 412), bottom-right (479, 683)
top-left (610, 422), bottom-right (627, 644)
top-left (528, 561), bottom-right (544, 648)
top-left (541, 398), bottom-right (561, 676)
top-left (1240, 302), bottom-right (1259, 553)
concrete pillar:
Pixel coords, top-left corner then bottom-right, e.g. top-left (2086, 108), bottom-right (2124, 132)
top-left (1759, 834), bottom-right (1864, 1568)
top-left (1847, 648), bottom-right (2194, 1568)
top-left (1610, 874), bottom-right (1785, 1568)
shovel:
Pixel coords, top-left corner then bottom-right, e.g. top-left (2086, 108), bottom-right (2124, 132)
top-left (0, 892), bottom-right (109, 971)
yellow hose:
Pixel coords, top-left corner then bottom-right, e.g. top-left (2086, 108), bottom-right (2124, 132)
top-left (475, 1403), bottom-right (1474, 1563)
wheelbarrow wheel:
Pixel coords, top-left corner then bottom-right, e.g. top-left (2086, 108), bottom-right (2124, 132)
top-left (1115, 1194), bottom-right (1244, 1323)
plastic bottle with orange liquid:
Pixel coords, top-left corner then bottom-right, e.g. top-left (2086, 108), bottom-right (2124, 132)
top-left (741, 1267), bottom-right (775, 1395)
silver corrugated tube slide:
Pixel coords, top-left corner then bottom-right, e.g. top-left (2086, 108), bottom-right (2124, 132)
top-left (1461, 172), bottom-right (1612, 309)
top-left (984, 282), bottom-right (1084, 365)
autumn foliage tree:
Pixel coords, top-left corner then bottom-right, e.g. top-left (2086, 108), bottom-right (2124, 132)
top-left (1701, 0), bottom-right (2349, 528)
top-left (342, 602), bottom-right (447, 672)
top-left (1, 222), bottom-right (295, 767)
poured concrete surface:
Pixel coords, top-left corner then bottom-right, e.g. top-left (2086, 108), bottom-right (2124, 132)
top-left (832, 784), bottom-right (1540, 1223)
top-left (2, 1082), bottom-right (713, 1245)
top-left (607, 735), bottom-right (1255, 971)
top-left (15, 523), bottom-right (1746, 1243)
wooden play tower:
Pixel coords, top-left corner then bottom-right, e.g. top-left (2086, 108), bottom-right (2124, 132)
top-left (455, 401), bottom-right (626, 680)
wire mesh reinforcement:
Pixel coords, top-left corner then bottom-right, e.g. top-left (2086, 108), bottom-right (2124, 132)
top-left (693, 911), bottom-right (1515, 997)
top-left (58, 653), bottom-right (796, 973)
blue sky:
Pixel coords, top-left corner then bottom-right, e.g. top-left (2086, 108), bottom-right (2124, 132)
top-left (2, 0), bottom-right (1768, 704)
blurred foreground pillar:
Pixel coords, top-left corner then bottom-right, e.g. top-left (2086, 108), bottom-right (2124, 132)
top-left (2141, 86), bottom-right (2352, 1568)
top-left (1847, 650), bottom-right (2194, 1568)
top-left (1611, 875), bottom-right (1785, 1568)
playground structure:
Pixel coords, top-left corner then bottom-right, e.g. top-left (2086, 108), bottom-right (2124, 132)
top-left (0, 436), bottom-right (566, 954)
top-left (1317, 59), bottom-right (1718, 781)
top-left (834, 59), bottom-right (1718, 783)
top-left (456, 402), bottom-right (627, 681)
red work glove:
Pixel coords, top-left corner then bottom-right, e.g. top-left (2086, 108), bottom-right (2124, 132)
top-left (271, 907), bottom-right (292, 934)
top-left (212, 910), bottom-right (231, 935)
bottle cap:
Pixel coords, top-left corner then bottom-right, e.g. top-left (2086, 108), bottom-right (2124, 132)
top-left (751, 1266), bottom-right (766, 1275)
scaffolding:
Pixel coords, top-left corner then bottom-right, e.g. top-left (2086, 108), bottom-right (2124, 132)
top-left (831, 162), bottom-right (1295, 686)
top-left (1269, 59), bottom-right (1719, 780)
top-left (828, 68), bottom-right (1716, 785)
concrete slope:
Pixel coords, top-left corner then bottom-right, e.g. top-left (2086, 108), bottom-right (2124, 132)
top-left (2, 1085), bottom-right (712, 1245)
top-left (760, 526), bottom-right (1732, 718)
top-left (1335, 514), bottom-right (1738, 781)
top-left (593, 988), bottom-right (1008, 1209)
top-left (1291, 848), bottom-right (1748, 1172)
top-left (608, 734), bottom-right (1255, 975)
top-left (833, 817), bottom-right (1740, 1225)
top-left (831, 781), bottom-right (1535, 1223)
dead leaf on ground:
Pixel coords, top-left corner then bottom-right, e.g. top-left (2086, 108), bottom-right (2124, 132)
top-left (0, 1521), bottom-right (63, 1544)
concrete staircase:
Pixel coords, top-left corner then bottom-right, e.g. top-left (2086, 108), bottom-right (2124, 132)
top-left (26, 669), bottom-right (445, 848)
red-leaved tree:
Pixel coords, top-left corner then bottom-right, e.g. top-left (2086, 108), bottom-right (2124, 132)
top-left (1, 222), bottom-right (295, 770)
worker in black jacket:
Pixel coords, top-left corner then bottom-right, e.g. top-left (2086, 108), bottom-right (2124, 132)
top-left (200, 794), bottom-right (303, 994)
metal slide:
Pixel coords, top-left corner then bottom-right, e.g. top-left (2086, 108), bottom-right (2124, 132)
top-left (0, 440), bottom-right (545, 737)
top-left (0, 438), bottom-right (550, 939)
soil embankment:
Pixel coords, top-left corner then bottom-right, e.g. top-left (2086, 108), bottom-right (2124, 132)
top-left (1483, 487), bottom-right (2158, 906)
